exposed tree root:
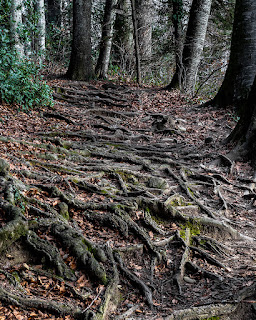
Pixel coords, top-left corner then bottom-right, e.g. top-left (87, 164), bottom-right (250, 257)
top-left (164, 303), bottom-right (237, 320)
top-left (0, 83), bottom-right (255, 319)
top-left (0, 285), bottom-right (88, 319)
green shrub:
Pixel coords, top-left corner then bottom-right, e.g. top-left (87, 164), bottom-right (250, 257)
top-left (0, 2), bottom-right (53, 111)
top-left (0, 35), bottom-right (53, 110)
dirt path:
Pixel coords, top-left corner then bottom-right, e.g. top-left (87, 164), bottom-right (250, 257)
top-left (0, 80), bottom-right (255, 320)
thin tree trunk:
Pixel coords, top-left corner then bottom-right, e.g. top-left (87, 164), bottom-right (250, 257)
top-left (208, 0), bottom-right (256, 109)
top-left (66, 0), bottom-right (94, 81)
top-left (95, 0), bottom-right (117, 79)
top-left (167, 0), bottom-right (183, 89)
top-left (131, 0), bottom-right (141, 84)
top-left (11, 0), bottom-right (24, 57)
top-left (35, 0), bottom-right (46, 60)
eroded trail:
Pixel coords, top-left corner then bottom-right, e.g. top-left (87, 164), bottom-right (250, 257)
top-left (0, 81), bottom-right (256, 319)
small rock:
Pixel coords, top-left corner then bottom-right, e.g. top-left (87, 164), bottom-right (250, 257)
top-left (147, 177), bottom-right (168, 189)
top-left (183, 276), bottom-right (197, 284)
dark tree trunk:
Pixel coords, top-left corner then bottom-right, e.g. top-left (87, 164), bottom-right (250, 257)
top-left (208, 0), bottom-right (256, 109)
top-left (66, 0), bottom-right (94, 81)
top-left (131, 0), bottom-right (141, 84)
top-left (95, 0), bottom-right (117, 79)
top-left (226, 76), bottom-right (256, 166)
top-left (168, 0), bottom-right (184, 89)
top-left (46, 0), bottom-right (62, 26)
top-left (167, 0), bottom-right (212, 94)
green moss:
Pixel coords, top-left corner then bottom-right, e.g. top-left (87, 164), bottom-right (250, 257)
top-left (150, 212), bottom-right (167, 226)
top-left (115, 170), bottom-right (138, 184)
top-left (180, 220), bottom-right (201, 242)
top-left (58, 202), bottom-right (69, 220)
top-left (187, 186), bottom-right (194, 196)
top-left (12, 271), bottom-right (21, 283)
top-left (202, 317), bottom-right (220, 320)
top-left (101, 189), bottom-right (109, 195)
top-left (165, 194), bottom-right (186, 207)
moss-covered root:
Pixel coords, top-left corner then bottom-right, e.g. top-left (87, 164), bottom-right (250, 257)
top-left (52, 222), bottom-right (108, 284)
top-left (26, 230), bottom-right (76, 281)
top-left (0, 200), bottom-right (28, 252)
top-left (95, 244), bottom-right (120, 320)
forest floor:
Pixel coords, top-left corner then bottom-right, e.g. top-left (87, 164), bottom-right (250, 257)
top-left (0, 79), bottom-right (256, 320)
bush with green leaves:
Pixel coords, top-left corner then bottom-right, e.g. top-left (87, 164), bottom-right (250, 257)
top-left (0, 34), bottom-right (53, 110)
top-left (0, 1), bottom-right (53, 111)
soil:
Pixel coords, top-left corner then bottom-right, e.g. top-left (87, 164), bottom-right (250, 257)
top-left (0, 80), bottom-right (255, 320)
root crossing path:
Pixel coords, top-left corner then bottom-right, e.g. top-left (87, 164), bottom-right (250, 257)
top-left (0, 80), bottom-right (256, 320)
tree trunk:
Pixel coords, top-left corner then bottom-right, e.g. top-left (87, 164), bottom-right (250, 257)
top-left (66, 0), bottom-right (94, 81)
top-left (131, 0), bottom-right (141, 84)
top-left (11, 0), bottom-right (24, 57)
top-left (113, 0), bottom-right (133, 72)
top-left (167, 0), bottom-right (212, 94)
top-left (95, 0), bottom-right (117, 79)
top-left (208, 0), bottom-right (256, 109)
top-left (35, 0), bottom-right (46, 60)
top-left (168, 0), bottom-right (184, 89)
top-left (226, 76), bottom-right (256, 167)
top-left (46, 0), bottom-right (62, 26)
top-left (135, 0), bottom-right (152, 60)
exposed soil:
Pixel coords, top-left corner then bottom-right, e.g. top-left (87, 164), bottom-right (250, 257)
top-left (0, 80), bottom-right (256, 320)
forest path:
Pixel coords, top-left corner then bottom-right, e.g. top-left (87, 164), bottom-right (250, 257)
top-left (0, 80), bottom-right (255, 320)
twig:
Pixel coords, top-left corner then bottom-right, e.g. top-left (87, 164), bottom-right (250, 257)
top-left (82, 287), bottom-right (104, 314)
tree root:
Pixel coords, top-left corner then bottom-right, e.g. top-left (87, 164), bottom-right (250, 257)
top-left (52, 221), bottom-right (108, 284)
top-left (0, 87), bottom-right (255, 320)
top-left (173, 229), bottom-right (191, 293)
top-left (114, 252), bottom-right (154, 309)
top-left (0, 200), bottom-right (28, 252)
top-left (26, 230), bottom-right (76, 281)
top-left (165, 303), bottom-right (237, 320)
top-left (95, 243), bottom-right (119, 320)
top-left (0, 284), bottom-right (97, 319)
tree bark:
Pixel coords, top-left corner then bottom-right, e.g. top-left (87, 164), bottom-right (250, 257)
top-left (11, 0), bottom-right (24, 57)
top-left (66, 0), bottom-right (94, 81)
top-left (46, 0), bottom-right (62, 26)
top-left (135, 0), bottom-right (152, 60)
top-left (113, 0), bottom-right (133, 72)
top-left (167, 0), bottom-right (212, 94)
top-left (95, 0), bottom-right (117, 79)
top-left (208, 0), bottom-right (256, 109)
top-left (168, 0), bottom-right (184, 89)
top-left (131, 0), bottom-right (141, 84)
top-left (35, 0), bottom-right (46, 60)
top-left (226, 76), bottom-right (256, 167)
